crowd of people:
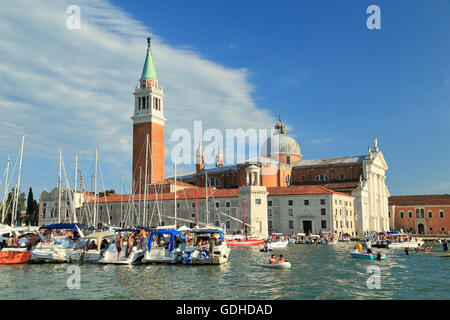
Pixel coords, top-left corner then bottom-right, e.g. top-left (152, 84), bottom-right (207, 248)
top-left (268, 254), bottom-right (287, 264)
top-left (0, 232), bottom-right (40, 251)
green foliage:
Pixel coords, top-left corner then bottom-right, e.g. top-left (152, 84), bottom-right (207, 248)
top-left (1, 187), bottom-right (26, 225)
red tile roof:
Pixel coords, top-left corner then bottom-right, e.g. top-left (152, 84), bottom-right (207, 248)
top-left (91, 185), bottom-right (354, 204)
top-left (389, 194), bottom-right (450, 206)
top-left (267, 185), bottom-right (353, 198)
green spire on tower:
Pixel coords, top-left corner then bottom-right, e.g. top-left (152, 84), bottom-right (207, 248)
top-left (140, 37), bottom-right (158, 81)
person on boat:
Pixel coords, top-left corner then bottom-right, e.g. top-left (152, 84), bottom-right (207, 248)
top-left (11, 234), bottom-right (19, 248)
top-left (138, 229), bottom-right (146, 249)
top-left (208, 235), bottom-right (217, 259)
top-left (366, 240), bottom-right (372, 254)
top-left (278, 255), bottom-right (286, 263)
top-left (100, 239), bottom-right (109, 250)
top-left (125, 233), bottom-right (134, 257)
top-left (443, 239), bottom-right (448, 251)
top-left (269, 254), bottom-right (278, 264)
top-left (415, 243), bottom-right (422, 252)
top-left (355, 242), bottom-right (362, 253)
top-left (116, 235), bottom-right (123, 261)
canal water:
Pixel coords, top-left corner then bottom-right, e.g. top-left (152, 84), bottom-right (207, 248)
top-left (1, 243), bottom-right (448, 300)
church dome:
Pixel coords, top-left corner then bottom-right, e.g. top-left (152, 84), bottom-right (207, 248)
top-left (260, 116), bottom-right (302, 159)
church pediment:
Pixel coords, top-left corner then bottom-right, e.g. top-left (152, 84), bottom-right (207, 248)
top-left (371, 151), bottom-right (388, 170)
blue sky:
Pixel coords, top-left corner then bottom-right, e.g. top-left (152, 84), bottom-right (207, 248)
top-left (0, 0), bottom-right (449, 198)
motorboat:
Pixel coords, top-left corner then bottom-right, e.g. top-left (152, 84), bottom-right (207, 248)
top-left (142, 229), bottom-right (186, 264)
top-left (98, 229), bottom-right (146, 265)
top-left (351, 251), bottom-right (386, 260)
top-left (266, 239), bottom-right (289, 249)
top-left (69, 231), bottom-right (115, 263)
top-left (388, 239), bottom-right (425, 249)
top-left (408, 248), bottom-right (450, 257)
top-left (30, 223), bottom-right (85, 263)
top-left (262, 261), bottom-right (291, 269)
top-left (181, 228), bottom-right (230, 265)
top-left (0, 226), bottom-right (45, 264)
top-left (226, 235), bottom-right (265, 247)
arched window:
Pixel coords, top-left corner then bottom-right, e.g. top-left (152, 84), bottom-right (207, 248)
top-left (208, 176), bottom-right (220, 187)
top-left (315, 174), bottom-right (329, 182)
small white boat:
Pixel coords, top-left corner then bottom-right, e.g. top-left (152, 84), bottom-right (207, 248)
top-left (263, 261), bottom-right (291, 269)
top-left (389, 239), bottom-right (425, 249)
top-left (267, 240), bottom-right (289, 249)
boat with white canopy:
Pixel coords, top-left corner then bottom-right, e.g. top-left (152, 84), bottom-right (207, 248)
top-left (69, 231), bottom-right (115, 263)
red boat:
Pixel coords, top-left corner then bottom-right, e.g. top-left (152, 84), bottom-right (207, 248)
top-left (0, 250), bottom-right (31, 264)
top-left (226, 237), bottom-right (265, 247)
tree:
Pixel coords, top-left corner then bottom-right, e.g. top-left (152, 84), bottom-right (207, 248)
top-left (25, 187), bottom-right (39, 225)
top-left (3, 187), bottom-right (26, 226)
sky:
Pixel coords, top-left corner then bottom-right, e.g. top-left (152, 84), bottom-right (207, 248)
top-left (0, 0), bottom-right (449, 199)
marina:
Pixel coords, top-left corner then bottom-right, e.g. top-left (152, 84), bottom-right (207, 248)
top-left (0, 242), bottom-right (448, 300)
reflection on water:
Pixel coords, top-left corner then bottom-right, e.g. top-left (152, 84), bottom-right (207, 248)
top-left (0, 243), bottom-right (449, 300)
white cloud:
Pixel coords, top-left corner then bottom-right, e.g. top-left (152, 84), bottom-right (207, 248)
top-left (0, 0), bottom-right (274, 189)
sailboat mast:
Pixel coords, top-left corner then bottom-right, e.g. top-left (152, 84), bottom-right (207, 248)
top-left (12, 134), bottom-right (25, 227)
top-left (174, 155), bottom-right (177, 228)
top-left (205, 171), bottom-right (208, 226)
top-left (74, 155), bottom-right (78, 192)
top-left (120, 175), bottom-right (123, 227)
top-left (1, 157), bottom-right (10, 223)
top-left (58, 147), bottom-right (62, 223)
top-left (93, 149), bottom-right (98, 228)
top-left (143, 134), bottom-right (149, 227)
top-left (195, 187), bottom-right (198, 227)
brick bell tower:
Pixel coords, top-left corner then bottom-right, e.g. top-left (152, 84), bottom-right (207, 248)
top-left (132, 37), bottom-right (166, 193)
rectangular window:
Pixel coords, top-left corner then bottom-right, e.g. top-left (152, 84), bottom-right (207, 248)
top-left (215, 202), bottom-right (220, 208)
top-left (288, 220), bottom-right (294, 229)
top-left (191, 213), bottom-right (195, 218)
top-left (268, 209), bottom-right (272, 217)
top-left (226, 202), bottom-right (231, 207)
top-left (304, 199), bottom-right (309, 205)
top-left (268, 220), bottom-right (273, 230)
top-left (268, 200), bottom-right (272, 207)
top-left (177, 203), bottom-right (180, 208)
top-left (440, 211), bottom-right (444, 218)
top-left (428, 211), bottom-right (432, 218)
top-left (400, 211), bottom-right (404, 218)
top-left (321, 220), bottom-right (326, 229)
top-left (320, 199), bottom-right (325, 205)
top-left (255, 199), bottom-right (261, 205)
top-left (288, 200), bottom-right (293, 206)
top-left (321, 208), bottom-right (326, 216)
top-left (339, 173), bottom-right (345, 180)
top-left (336, 221), bottom-right (339, 229)
top-left (350, 221), bottom-right (352, 228)
top-left (288, 209), bottom-right (293, 216)
top-left (340, 221), bottom-right (343, 228)
top-left (191, 202), bottom-right (195, 208)
top-left (301, 175), bottom-right (306, 181)
top-left (226, 220), bottom-right (231, 229)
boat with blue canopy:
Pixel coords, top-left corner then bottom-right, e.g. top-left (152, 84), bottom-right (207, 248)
top-left (181, 227), bottom-right (230, 265)
top-left (31, 223), bottom-right (86, 263)
top-left (142, 229), bottom-right (186, 264)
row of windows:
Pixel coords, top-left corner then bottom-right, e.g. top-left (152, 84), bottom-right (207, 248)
top-left (268, 199), bottom-right (328, 207)
top-left (399, 210), bottom-right (445, 219)
top-left (300, 173), bottom-right (347, 181)
top-left (268, 208), bottom-right (327, 217)
top-left (336, 220), bottom-right (352, 229)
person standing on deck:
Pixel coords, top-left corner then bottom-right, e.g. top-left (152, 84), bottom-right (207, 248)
top-left (443, 239), bottom-right (448, 251)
